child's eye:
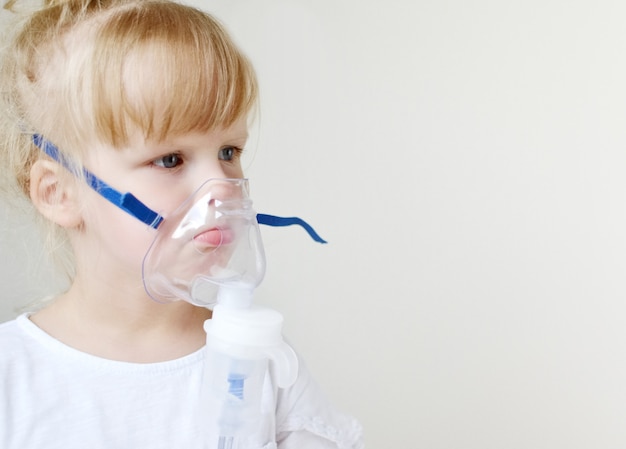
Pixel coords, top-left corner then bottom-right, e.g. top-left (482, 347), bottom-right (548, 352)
top-left (153, 153), bottom-right (183, 169)
top-left (219, 146), bottom-right (241, 161)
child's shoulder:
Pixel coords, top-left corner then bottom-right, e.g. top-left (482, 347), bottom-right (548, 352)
top-left (0, 315), bottom-right (36, 380)
top-left (0, 314), bottom-right (33, 352)
top-left (0, 314), bottom-right (52, 364)
top-left (0, 315), bottom-right (25, 340)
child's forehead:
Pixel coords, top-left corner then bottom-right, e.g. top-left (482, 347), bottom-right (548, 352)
top-left (144, 117), bottom-right (250, 147)
top-left (111, 115), bottom-right (251, 154)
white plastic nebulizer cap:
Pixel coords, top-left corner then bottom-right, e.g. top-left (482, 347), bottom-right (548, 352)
top-left (204, 285), bottom-right (299, 387)
top-left (206, 304), bottom-right (285, 348)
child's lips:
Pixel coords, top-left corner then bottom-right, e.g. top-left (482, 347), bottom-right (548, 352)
top-left (193, 227), bottom-right (235, 247)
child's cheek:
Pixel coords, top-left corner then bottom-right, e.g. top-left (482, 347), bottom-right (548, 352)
top-left (83, 194), bottom-right (158, 269)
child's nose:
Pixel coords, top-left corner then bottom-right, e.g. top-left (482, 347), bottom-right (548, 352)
top-left (205, 179), bottom-right (245, 206)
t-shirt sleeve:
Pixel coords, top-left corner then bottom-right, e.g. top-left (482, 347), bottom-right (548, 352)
top-left (275, 354), bottom-right (364, 449)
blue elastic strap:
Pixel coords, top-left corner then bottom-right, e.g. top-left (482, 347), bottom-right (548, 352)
top-left (32, 134), bottom-right (326, 242)
top-left (32, 134), bottom-right (163, 229)
top-left (257, 213), bottom-right (327, 244)
top-left (82, 172), bottom-right (163, 228)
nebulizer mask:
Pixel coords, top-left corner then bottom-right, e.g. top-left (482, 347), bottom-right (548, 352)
top-left (144, 177), bottom-right (318, 447)
top-left (142, 178), bottom-right (265, 308)
top-left (33, 135), bottom-right (326, 448)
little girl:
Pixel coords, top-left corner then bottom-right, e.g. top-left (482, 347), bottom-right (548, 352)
top-left (0, 1), bottom-right (363, 448)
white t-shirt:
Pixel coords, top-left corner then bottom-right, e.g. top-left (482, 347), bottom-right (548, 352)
top-left (0, 314), bottom-right (363, 449)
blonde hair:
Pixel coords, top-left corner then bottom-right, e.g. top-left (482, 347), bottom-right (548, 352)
top-left (0, 0), bottom-right (258, 278)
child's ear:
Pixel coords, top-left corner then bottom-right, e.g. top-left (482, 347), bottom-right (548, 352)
top-left (29, 159), bottom-right (83, 229)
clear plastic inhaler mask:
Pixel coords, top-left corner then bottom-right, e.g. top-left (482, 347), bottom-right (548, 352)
top-left (32, 135), bottom-right (326, 306)
top-left (143, 177), bottom-right (265, 307)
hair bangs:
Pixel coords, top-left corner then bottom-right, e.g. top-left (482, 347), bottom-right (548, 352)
top-left (90, 2), bottom-right (257, 147)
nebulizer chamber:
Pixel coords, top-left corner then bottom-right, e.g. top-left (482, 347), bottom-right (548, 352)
top-left (203, 294), bottom-right (298, 447)
top-left (142, 179), bottom-right (298, 447)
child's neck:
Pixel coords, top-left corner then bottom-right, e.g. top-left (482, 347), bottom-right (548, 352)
top-left (30, 281), bottom-right (212, 363)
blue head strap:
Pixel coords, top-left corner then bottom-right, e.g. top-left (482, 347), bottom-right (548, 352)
top-left (32, 134), bottom-right (164, 229)
top-left (32, 134), bottom-right (327, 243)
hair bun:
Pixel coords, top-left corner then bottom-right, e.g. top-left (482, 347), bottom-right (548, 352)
top-left (3, 0), bottom-right (19, 11)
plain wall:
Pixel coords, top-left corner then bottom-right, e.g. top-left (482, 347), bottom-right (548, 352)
top-left (3, 1), bottom-right (626, 447)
